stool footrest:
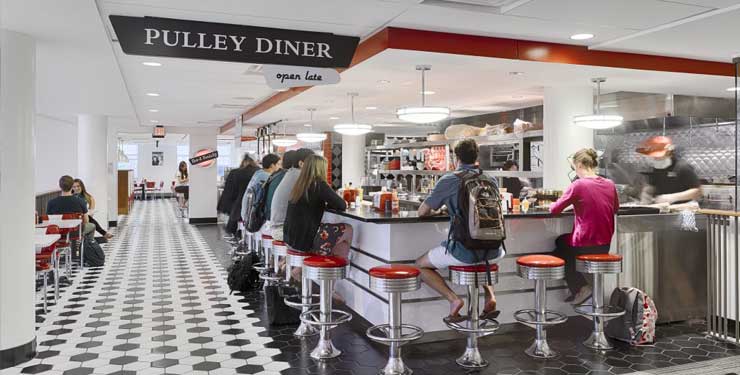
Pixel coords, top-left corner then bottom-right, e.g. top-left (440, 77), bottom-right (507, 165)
top-left (283, 294), bottom-right (321, 309)
top-left (300, 309), bottom-right (352, 328)
top-left (366, 324), bottom-right (424, 345)
top-left (258, 271), bottom-right (283, 282)
top-left (575, 304), bottom-right (625, 319)
top-left (513, 309), bottom-right (568, 327)
top-left (443, 316), bottom-right (500, 335)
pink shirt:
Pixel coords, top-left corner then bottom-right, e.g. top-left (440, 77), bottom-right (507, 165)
top-left (550, 176), bottom-right (619, 247)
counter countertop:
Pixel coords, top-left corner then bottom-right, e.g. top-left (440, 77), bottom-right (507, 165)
top-left (327, 205), bottom-right (664, 224)
top-left (327, 207), bottom-right (570, 223)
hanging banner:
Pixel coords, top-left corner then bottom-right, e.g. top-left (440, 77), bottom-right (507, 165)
top-left (110, 15), bottom-right (359, 68)
top-left (262, 65), bottom-right (340, 89)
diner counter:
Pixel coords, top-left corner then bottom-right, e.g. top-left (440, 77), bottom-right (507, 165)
top-left (322, 205), bottom-right (706, 340)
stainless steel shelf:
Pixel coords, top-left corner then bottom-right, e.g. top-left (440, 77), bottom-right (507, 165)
top-left (375, 169), bottom-right (543, 179)
top-left (367, 130), bottom-right (543, 150)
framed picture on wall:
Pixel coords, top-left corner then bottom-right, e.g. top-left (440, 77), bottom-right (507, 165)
top-left (152, 151), bottom-right (164, 166)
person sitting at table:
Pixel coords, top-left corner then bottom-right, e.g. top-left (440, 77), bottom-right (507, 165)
top-left (241, 153), bottom-right (281, 223)
top-left (284, 154), bottom-right (349, 282)
top-left (72, 178), bottom-right (113, 240)
top-left (414, 139), bottom-right (502, 322)
top-left (46, 175), bottom-right (94, 239)
top-left (175, 161), bottom-right (189, 209)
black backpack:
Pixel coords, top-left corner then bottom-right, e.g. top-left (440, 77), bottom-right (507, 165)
top-left (83, 237), bottom-right (105, 267)
top-left (246, 170), bottom-right (285, 233)
top-left (227, 253), bottom-right (261, 294)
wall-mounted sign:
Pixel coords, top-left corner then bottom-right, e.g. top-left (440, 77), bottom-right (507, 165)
top-left (263, 65), bottom-right (340, 90)
top-left (109, 15), bottom-right (359, 68)
top-left (190, 149), bottom-right (218, 168)
top-left (152, 125), bottom-right (165, 138)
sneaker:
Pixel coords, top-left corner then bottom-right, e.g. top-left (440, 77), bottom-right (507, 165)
top-left (571, 286), bottom-right (592, 306)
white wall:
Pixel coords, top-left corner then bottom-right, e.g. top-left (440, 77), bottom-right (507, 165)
top-left (34, 114), bottom-right (77, 193)
top-left (137, 143), bottom-right (178, 185)
top-left (189, 133), bottom-right (217, 221)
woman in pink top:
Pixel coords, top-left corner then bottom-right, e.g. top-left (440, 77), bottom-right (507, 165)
top-left (550, 148), bottom-right (619, 305)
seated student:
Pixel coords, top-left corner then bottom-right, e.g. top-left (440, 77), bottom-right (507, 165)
top-left (270, 148), bottom-right (315, 241)
top-left (224, 154), bottom-right (260, 236)
top-left (47, 175), bottom-right (94, 239)
top-left (415, 139), bottom-right (503, 321)
top-left (72, 178), bottom-right (113, 240)
top-left (175, 161), bottom-right (189, 209)
top-left (241, 153), bottom-right (281, 222)
top-left (264, 150), bottom-right (295, 220)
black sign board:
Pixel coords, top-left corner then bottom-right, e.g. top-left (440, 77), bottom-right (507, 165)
top-left (110, 15), bottom-right (360, 68)
top-left (189, 151), bottom-right (219, 166)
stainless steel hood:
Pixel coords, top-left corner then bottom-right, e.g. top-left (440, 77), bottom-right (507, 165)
top-left (595, 92), bottom-right (735, 132)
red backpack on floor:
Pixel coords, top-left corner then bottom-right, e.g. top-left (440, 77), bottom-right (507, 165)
top-left (605, 287), bottom-right (657, 346)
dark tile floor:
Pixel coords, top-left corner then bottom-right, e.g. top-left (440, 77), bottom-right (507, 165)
top-left (199, 224), bottom-right (740, 375)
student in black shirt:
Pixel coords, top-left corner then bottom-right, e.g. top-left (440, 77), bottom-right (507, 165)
top-left (46, 175), bottom-right (95, 238)
top-left (636, 136), bottom-right (702, 204)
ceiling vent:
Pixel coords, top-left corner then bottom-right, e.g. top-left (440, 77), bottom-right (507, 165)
top-left (212, 104), bottom-right (247, 110)
top-left (419, 0), bottom-right (528, 13)
top-left (243, 64), bottom-right (264, 75)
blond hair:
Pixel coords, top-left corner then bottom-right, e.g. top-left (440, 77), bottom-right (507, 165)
top-left (573, 148), bottom-right (599, 169)
top-left (289, 154), bottom-right (328, 203)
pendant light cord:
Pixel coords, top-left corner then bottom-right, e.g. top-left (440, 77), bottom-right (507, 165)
top-left (595, 80), bottom-right (601, 115)
top-left (421, 69), bottom-right (426, 107)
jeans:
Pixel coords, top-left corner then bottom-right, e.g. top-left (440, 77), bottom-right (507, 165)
top-left (552, 234), bottom-right (610, 295)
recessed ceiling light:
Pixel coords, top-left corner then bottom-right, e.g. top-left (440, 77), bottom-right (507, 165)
top-left (377, 80), bottom-right (391, 84)
top-left (726, 87), bottom-right (740, 92)
top-left (421, 90), bottom-right (436, 95)
top-left (365, 106), bottom-right (378, 110)
top-left (146, 92), bottom-right (160, 97)
top-left (148, 109), bottom-right (159, 113)
top-left (329, 116), bottom-right (340, 120)
top-left (274, 88), bottom-right (289, 92)
top-left (511, 95), bottom-right (525, 100)
top-left (570, 33), bottom-right (595, 40)
top-left (304, 123), bottom-right (312, 127)
top-left (509, 71), bottom-right (525, 76)
top-left (142, 62), bottom-right (162, 67)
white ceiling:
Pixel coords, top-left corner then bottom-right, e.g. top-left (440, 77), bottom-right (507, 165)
top-left (249, 48), bottom-right (736, 134)
top-left (3, 0), bottom-right (739, 136)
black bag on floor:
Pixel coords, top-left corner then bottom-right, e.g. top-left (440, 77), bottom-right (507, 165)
top-left (227, 253), bottom-right (261, 294)
top-left (83, 237), bottom-right (105, 267)
top-left (265, 285), bottom-right (300, 326)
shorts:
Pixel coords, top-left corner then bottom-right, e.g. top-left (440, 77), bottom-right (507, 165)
top-left (312, 223), bottom-right (351, 256)
top-left (271, 224), bottom-right (283, 242)
top-left (426, 245), bottom-right (505, 271)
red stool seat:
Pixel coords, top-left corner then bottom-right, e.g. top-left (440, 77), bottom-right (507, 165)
top-left (273, 240), bottom-right (286, 246)
top-left (517, 255), bottom-right (564, 268)
top-left (449, 264), bottom-right (499, 273)
top-left (304, 256), bottom-right (348, 268)
top-left (262, 234), bottom-right (273, 240)
top-left (576, 254), bottom-right (622, 262)
top-left (287, 249), bottom-right (315, 257)
top-left (36, 262), bottom-right (52, 271)
top-left (369, 265), bottom-right (420, 279)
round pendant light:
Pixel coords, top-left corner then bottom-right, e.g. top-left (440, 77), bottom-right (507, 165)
top-left (297, 108), bottom-right (327, 143)
top-left (396, 65), bottom-right (450, 124)
top-left (334, 93), bottom-right (372, 136)
top-left (573, 78), bottom-right (623, 129)
top-left (271, 121), bottom-right (297, 147)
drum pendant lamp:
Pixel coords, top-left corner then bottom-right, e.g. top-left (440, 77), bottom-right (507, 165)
top-left (271, 121), bottom-right (298, 147)
top-left (297, 108), bottom-right (327, 143)
top-left (573, 78), bottom-right (623, 129)
top-left (396, 65), bottom-right (450, 124)
top-left (334, 93), bottom-right (372, 135)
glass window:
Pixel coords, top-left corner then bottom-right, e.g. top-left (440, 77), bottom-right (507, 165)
top-left (217, 141), bottom-right (233, 178)
top-left (118, 144), bottom-right (139, 179)
top-left (177, 145), bottom-right (189, 164)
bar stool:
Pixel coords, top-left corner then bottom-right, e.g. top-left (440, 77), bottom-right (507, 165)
top-left (366, 265), bottom-right (424, 375)
top-left (283, 249), bottom-right (320, 337)
top-left (258, 236), bottom-right (283, 285)
top-left (254, 233), bottom-right (270, 273)
top-left (300, 255), bottom-right (352, 360)
top-left (574, 254), bottom-right (625, 350)
top-left (443, 264), bottom-right (500, 368)
top-left (514, 255), bottom-right (568, 358)
top-left (272, 240), bottom-right (287, 280)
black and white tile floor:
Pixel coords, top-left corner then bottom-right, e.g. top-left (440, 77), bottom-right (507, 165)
top-left (8, 200), bottom-right (289, 375)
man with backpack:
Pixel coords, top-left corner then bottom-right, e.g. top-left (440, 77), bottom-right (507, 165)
top-left (241, 153), bottom-right (281, 224)
top-left (415, 139), bottom-right (505, 322)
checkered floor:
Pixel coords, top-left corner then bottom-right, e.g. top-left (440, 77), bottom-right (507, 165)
top-left (7, 200), bottom-right (289, 375)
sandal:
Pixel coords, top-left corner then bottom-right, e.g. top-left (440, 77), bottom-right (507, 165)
top-left (445, 314), bottom-right (467, 324)
top-left (479, 310), bottom-right (501, 321)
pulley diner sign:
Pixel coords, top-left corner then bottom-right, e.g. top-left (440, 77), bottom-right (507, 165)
top-left (109, 15), bottom-right (360, 68)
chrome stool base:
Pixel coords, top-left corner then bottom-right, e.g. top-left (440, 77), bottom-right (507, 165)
top-left (311, 337), bottom-right (341, 360)
top-left (456, 346), bottom-right (488, 368)
top-left (525, 338), bottom-right (557, 359)
top-left (380, 357), bottom-right (413, 375)
top-left (583, 330), bottom-right (612, 350)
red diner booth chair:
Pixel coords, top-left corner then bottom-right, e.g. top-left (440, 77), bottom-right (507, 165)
top-left (145, 181), bottom-right (156, 200)
top-left (37, 224), bottom-right (61, 309)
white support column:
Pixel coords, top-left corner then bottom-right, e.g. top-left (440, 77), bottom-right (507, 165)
top-left (341, 134), bottom-right (365, 187)
top-left (189, 132), bottom-right (218, 223)
top-left (77, 114), bottom-right (109, 231)
top-left (106, 124), bottom-right (118, 227)
top-left (0, 29), bottom-right (36, 366)
top-left (543, 86), bottom-right (594, 190)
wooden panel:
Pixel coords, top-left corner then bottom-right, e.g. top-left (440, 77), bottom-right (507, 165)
top-left (35, 190), bottom-right (61, 216)
top-left (386, 27), bottom-right (519, 60)
top-left (118, 170), bottom-right (133, 215)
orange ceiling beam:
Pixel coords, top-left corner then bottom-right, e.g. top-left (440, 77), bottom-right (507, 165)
top-left (221, 27), bottom-right (734, 134)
